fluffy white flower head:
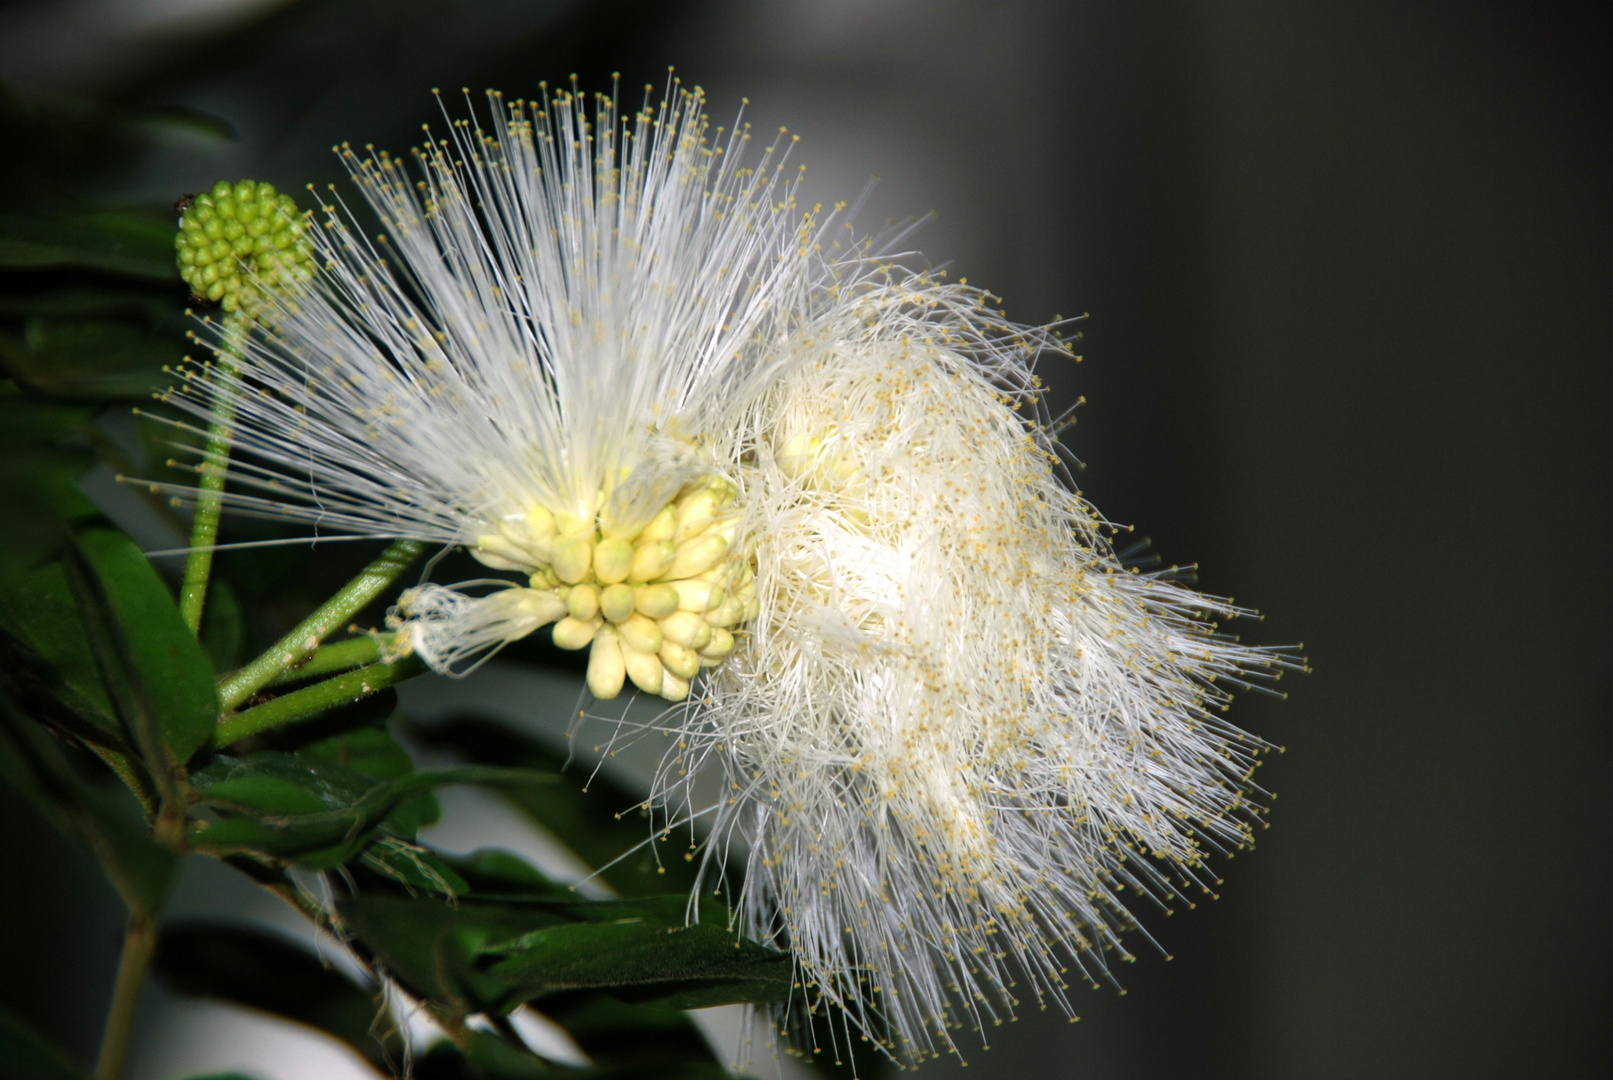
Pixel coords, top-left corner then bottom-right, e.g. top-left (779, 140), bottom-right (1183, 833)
top-left (159, 78), bottom-right (1299, 1064)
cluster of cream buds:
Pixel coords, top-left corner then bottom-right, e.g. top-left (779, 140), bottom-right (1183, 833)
top-left (465, 477), bottom-right (759, 702)
top-left (174, 179), bottom-right (312, 316)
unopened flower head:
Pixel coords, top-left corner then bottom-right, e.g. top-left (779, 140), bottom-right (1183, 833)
top-left (153, 78), bottom-right (1300, 1063)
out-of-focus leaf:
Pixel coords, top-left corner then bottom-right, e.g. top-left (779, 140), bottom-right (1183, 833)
top-left (272, 700), bottom-right (440, 838)
top-left (190, 750), bottom-right (378, 814)
top-left (188, 761), bottom-right (554, 867)
top-left (0, 211), bottom-right (179, 280)
top-left (124, 104), bottom-right (239, 145)
top-left (194, 733), bottom-right (435, 840)
top-left (341, 892), bottom-right (544, 1014)
top-left (132, 396), bottom-right (206, 490)
top-left (0, 385), bottom-right (95, 570)
top-left (418, 1028), bottom-right (727, 1080)
top-left (0, 1006), bottom-right (89, 1080)
top-left (154, 922), bottom-right (399, 1071)
top-left (361, 836), bottom-right (470, 897)
top-left (488, 920), bottom-right (793, 1010)
top-left (0, 704), bottom-right (174, 913)
top-left (296, 720), bottom-right (412, 781)
top-left (0, 319), bottom-right (182, 400)
top-left (0, 287), bottom-right (187, 324)
top-left (0, 560), bottom-right (120, 745)
top-left (0, 385), bottom-right (95, 451)
top-left (439, 849), bottom-right (570, 897)
top-left (343, 889), bottom-right (791, 1019)
top-left (416, 1033), bottom-right (548, 1080)
top-left (411, 717), bottom-right (702, 897)
top-left (199, 577), bottom-right (244, 672)
top-left (69, 526), bottom-right (217, 765)
top-left (538, 992), bottom-right (723, 1074)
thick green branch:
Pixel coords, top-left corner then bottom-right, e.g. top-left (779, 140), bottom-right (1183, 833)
top-left (94, 796), bottom-right (177, 1080)
top-left (216, 539), bottom-right (425, 712)
top-left (95, 912), bottom-right (156, 1080)
top-left (178, 312), bottom-right (250, 634)
top-left (217, 655), bottom-right (427, 747)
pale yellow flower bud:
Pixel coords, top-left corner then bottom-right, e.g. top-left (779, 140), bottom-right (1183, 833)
top-left (586, 626), bottom-right (626, 699)
top-left (552, 535), bottom-right (594, 584)
top-left (593, 537), bottom-right (634, 584)
top-left (598, 582), bottom-right (636, 624)
top-left (668, 533), bottom-right (728, 580)
top-left (622, 644), bottom-right (664, 696)
top-left (551, 614), bottom-right (600, 651)
top-left (565, 583), bottom-right (600, 621)
top-left (632, 583), bottom-right (679, 619)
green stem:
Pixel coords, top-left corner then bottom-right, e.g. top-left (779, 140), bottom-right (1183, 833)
top-left (178, 313), bottom-right (251, 634)
top-left (89, 761), bottom-right (185, 1079)
top-left (217, 656), bottom-right (427, 747)
top-left (94, 912), bottom-right (155, 1080)
top-left (267, 635), bottom-right (384, 686)
top-left (216, 538), bottom-right (426, 712)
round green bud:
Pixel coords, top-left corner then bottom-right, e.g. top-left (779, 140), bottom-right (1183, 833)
top-left (175, 178), bottom-right (313, 317)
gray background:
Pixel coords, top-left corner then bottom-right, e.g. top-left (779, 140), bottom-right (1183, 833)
top-left (1, 1), bottom-right (1606, 1076)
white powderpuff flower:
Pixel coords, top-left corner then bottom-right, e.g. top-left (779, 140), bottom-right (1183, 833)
top-left (683, 324), bottom-right (1293, 1060)
top-left (155, 79), bottom-right (1299, 1064)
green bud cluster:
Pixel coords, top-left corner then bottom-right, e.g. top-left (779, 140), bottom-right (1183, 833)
top-left (175, 179), bottom-right (312, 315)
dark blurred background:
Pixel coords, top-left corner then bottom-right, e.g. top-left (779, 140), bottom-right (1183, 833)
top-left (1, 1), bottom-right (1607, 1077)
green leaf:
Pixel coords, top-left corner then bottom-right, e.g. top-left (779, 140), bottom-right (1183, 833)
top-left (0, 319), bottom-right (183, 400)
top-left (0, 385), bottom-right (96, 453)
top-left (192, 738), bottom-right (434, 842)
top-left (343, 888), bottom-right (704, 1015)
top-left (538, 993), bottom-right (724, 1075)
top-left (0, 286), bottom-right (188, 323)
top-left (416, 1033), bottom-right (548, 1080)
top-left (488, 920), bottom-right (794, 1010)
top-left (124, 104), bottom-right (239, 145)
top-left (0, 559), bottom-right (121, 745)
top-left (361, 836), bottom-right (470, 897)
top-left (68, 526), bottom-right (217, 766)
top-left (340, 892), bottom-right (549, 1015)
top-left (0, 704), bottom-right (175, 913)
top-left (0, 1006), bottom-right (90, 1080)
top-left (0, 386), bottom-right (96, 572)
top-left (190, 750), bottom-right (371, 808)
top-left (0, 444), bottom-right (103, 682)
top-left (0, 211), bottom-right (180, 280)
top-left (199, 577), bottom-right (244, 672)
top-left (276, 703), bottom-right (440, 838)
top-left (295, 719), bottom-right (413, 781)
top-left (439, 849), bottom-right (571, 897)
top-left (188, 761), bottom-right (555, 867)
top-left (343, 889), bottom-right (792, 1019)
top-left (154, 922), bottom-right (399, 1071)
top-left (411, 718), bottom-right (703, 897)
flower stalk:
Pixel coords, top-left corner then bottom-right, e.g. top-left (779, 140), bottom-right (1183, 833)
top-left (266, 635), bottom-right (383, 685)
top-left (216, 537), bottom-right (426, 713)
top-left (217, 654), bottom-right (426, 746)
top-left (176, 311), bottom-right (248, 634)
